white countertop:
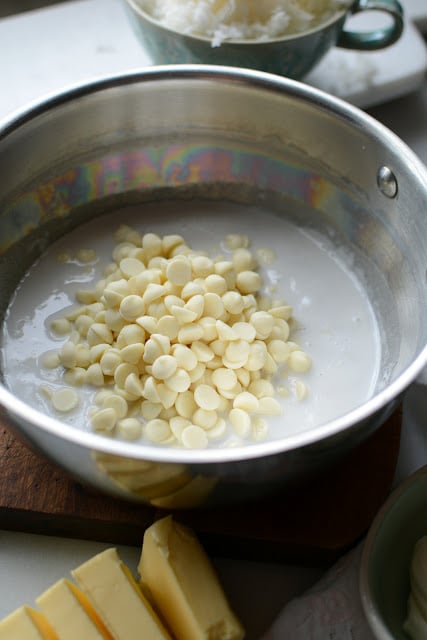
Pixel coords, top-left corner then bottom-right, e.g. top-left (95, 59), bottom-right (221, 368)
top-left (0, 2), bottom-right (427, 638)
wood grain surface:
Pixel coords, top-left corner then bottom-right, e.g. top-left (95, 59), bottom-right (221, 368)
top-left (0, 408), bottom-right (402, 565)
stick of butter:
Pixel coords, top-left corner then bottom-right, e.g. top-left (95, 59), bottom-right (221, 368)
top-left (71, 548), bottom-right (172, 640)
top-left (0, 606), bottom-right (59, 640)
top-left (138, 516), bottom-right (245, 640)
top-left (36, 578), bottom-right (114, 640)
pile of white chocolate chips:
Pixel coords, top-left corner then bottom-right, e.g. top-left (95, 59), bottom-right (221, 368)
top-left (41, 226), bottom-right (311, 448)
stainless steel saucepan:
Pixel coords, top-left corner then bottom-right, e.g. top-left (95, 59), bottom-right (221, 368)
top-left (0, 66), bottom-right (426, 507)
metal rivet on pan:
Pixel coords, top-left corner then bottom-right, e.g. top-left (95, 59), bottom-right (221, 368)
top-left (377, 166), bottom-right (398, 198)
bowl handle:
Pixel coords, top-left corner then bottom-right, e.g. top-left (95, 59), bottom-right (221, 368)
top-left (337, 0), bottom-right (404, 50)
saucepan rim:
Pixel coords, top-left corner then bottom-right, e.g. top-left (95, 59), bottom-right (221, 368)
top-left (0, 65), bottom-right (426, 464)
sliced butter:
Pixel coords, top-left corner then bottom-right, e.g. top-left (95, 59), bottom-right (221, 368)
top-left (0, 606), bottom-right (59, 640)
top-left (71, 547), bottom-right (172, 640)
top-left (139, 516), bottom-right (245, 640)
top-left (36, 578), bottom-right (113, 640)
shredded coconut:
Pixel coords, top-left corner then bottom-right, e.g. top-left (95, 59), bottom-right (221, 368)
top-left (141, 0), bottom-right (352, 46)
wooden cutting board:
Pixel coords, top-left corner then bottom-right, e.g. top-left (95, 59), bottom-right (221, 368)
top-left (0, 408), bottom-right (401, 565)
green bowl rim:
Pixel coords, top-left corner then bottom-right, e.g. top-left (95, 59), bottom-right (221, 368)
top-left (360, 463), bottom-right (427, 639)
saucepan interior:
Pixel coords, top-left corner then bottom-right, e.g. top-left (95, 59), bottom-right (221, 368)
top-left (0, 66), bottom-right (426, 506)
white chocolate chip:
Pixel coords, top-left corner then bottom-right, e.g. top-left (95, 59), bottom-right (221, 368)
top-left (191, 255), bottom-right (214, 277)
top-left (269, 305), bottom-right (292, 321)
top-left (117, 417), bottom-right (142, 440)
top-left (91, 407), bottom-right (117, 432)
top-left (102, 394), bottom-right (128, 418)
top-left (141, 232), bottom-right (161, 257)
top-left (236, 270), bottom-right (262, 294)
top-left (41, 352), bottom-right (61, 369)
top-left (224, 233), bottom-right (249, 250)
top-left (175, 390), bottom-right (197, 419)
top-left (257, 396), bottom-right (282, 416)
top-left (169, 416), bottom-right (191, 440)
top-left (206, 417), bottom-right (227, 441)
top-left (59, 341), bottom-right (77, 368)
top-left (249, 379), bottom-right (275, 398)
top-left (164, 368), bottom-right (191, 393)
top-left (294, 380), bottom-right (308, 401)
top-left (191, 341), bottom-right (214, 363)
top-left (185, 295), bottom-right (204, 320)
top-left (166, 256), bottom-right (192, 286)
top-left (232, 248), bottom-right (257, 272)
top-left (63, 367), bottom-right (87, 386)
top-left (232, 321), bottom-right (256, 342)
top-left (154, 383), bottom-right (177, 410)
top-left (100, 350), bottom-right (122, 376)
top-left (256, 247), bottom-right (276, 265)
top-left (212, 367), bottom-right (237, 391)
top-left (156, 315), bottom-right (179, 340)
top-left (141, 401), bottom-right (163, 420)
top-left (75, 315), bottom-right (93, 337)
top-left (188, 362), bottom-right (206, 383)
top-left (181, 424), bottom-right (209, 449)
top-left (124, 373), bottom-right (144, 398)
top-left (119, 295), bottom-right (145, 321)
top-left (103, 279), bottom-right (131, 307)
top-left (85, 363), bottom-right (104, 386)
top-left (51, 388), bottom-right (79, 412)
top-left (216, 320), bottom-right (237, 341)
top-left (204, 274), bottom-right (227, 295)
top-left (288, 350), bottom-right (312, 373)
top-left (144, 418), bottom-right (172, 443)
top-left (120, 343), bottom-right (144, 365)
top-left (77, 248), bottom-right (97, 263)
top-left (75, 345), bottom-right (91, 368)
top-left (233, 391), bottom-right (259, 413)
top-left (229, 408), bottom-right (251, 437)
top-left (203, 293), bottom-right (225, 319)
top-left (245, 342), bottom-right (267, 371)
top-left (222, 291), bottom-right (245, 315)
top-left (87, 323), bottom-right (113, 347)
top-left (250, 311), bottom-right (275, 339)
top-left (152, 354), bottom-right (178, 380)
top-left (172, 344), bottom-right (198, 371)
top-left (177, 323), bottom-right (204, 344)
top-left (50, 318), bottom-right (72, 335)
top-left (236, 367), bottom-right (250, 387)
top-left (194, 384), bottom-right (221, 411)
top-left (162, 234), bottom-right (185, 256)
top-left (268, 339), bottom-right (291, 363)
top-left (193, 408), bottom-right (217, 429)
top-left (252, 416), bottom-right (269, 441)
top-left (225, 340), bottom-right (250, 364)
top-left (142, 283), bottom-right (165, 306)
top-left (114, 363), bottom-right (139, 388)
top-left (120, 257), bottom-right (145, 278)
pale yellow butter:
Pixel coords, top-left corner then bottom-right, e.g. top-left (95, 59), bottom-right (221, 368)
top-left (0, 606), bottom-right (59, 640)
top-left (139, 516), bottom-right (245, 640)
top-left (36, 578), bottom-right (113, 640)
top-left (72, 548), bottom-right (172, 640)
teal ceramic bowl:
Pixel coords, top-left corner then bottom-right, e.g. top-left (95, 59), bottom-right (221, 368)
top-left (124, 0), bottom-right (404, 79)
top-left (360, 465), bottom-right (427, 639)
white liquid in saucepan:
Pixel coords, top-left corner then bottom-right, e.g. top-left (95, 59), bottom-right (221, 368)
top-left (1, 201), bottom-right (381, 446)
